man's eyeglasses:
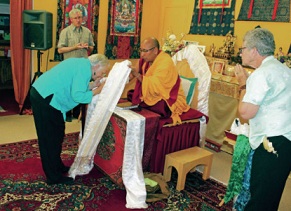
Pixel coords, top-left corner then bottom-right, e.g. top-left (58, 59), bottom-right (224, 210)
top-left (239, 47), bottom-right (247, 53)
top-left (139, 46), bottom-right (155, 53)
top-left (72, 16), bottom-right (83, 20)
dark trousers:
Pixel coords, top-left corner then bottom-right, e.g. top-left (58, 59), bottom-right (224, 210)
top-left (245, 136), bottom-right (291, 211)
top-left (66, 105), bottom-right (81, 119)
top-left (30, 87), bottom-right (66, 183)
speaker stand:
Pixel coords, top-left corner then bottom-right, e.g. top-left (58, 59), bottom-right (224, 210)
top-left (20, 50), bottom-right (43, 115)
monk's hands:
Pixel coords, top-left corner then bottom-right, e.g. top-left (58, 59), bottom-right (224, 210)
top-left (128, 65), bottom-right (139, 80)
top-left (128, 64), bottom-right (136, 74)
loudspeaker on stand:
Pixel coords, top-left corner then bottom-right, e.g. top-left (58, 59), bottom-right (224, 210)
top-left (23, 10), bottom-right (53, 50)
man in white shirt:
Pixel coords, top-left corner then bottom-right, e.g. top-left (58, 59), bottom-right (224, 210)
top-left (235, 27), bottom-right (291, 211)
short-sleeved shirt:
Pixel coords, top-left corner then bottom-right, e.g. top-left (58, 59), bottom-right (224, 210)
top-left (242, 56), bottom-right (291, 149)
top-left (58, 24), bottom-right (95, 60)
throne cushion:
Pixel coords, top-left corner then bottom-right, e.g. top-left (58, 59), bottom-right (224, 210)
top-left (180, 76), bottom-right (198, 105)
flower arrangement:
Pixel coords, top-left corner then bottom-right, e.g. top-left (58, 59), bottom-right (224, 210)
top-left (162, 31), bottom-right (185, 56)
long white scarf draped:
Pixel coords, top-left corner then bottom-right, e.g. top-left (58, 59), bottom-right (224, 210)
top-left (69, 60), bottom-right (131, 178)
top-left (68, 60), bottom-right (148, 209)
top-left (114, 109), bottom-right (148, 209)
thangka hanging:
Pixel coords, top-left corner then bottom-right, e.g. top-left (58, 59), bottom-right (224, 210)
top-left (237, 0), bottom-right (290, 22)
top-left (105, 0), bottom-right (143, 59)
top-left (189, 0), bottom-right (236, 36)
top-left (110, 0), bottom-right (140, 36)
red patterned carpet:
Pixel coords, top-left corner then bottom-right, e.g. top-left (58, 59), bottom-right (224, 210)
top-left (0, 132), bottom-right (233, 210)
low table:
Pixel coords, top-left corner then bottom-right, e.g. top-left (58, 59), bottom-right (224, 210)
top-left (163, 146), bottom-right (213, 191)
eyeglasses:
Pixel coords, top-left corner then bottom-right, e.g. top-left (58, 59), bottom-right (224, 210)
top-left (139, 46), bottom-right (155, 53)
top-left (239, 47), bottom-right (247, 53)
top-left (72, 16), bottom-right (83, 20)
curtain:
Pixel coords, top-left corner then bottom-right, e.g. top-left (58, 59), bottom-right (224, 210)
top-left (189, 0), bottom-right (236, 36)
top-left (105, 0), bottom-right (143, 59)
top-left (53, 0), bottom-right (100, 61)
top-left (10, 0), bottom-right (32, 112)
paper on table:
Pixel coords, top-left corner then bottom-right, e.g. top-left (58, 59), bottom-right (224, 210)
top-left (116, 101), bottom-right (139, 110)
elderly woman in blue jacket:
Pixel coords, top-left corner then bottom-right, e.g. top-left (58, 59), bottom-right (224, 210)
top-left (30, 54), bottom-right (110, 185)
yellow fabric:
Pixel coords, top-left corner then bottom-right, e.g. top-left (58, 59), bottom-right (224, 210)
top-left (176, 59), bottom-right (195, 78)
top-left (141, 51), bottom-right (189, 124)
top-left (206, 92), bottom-right (239, 144)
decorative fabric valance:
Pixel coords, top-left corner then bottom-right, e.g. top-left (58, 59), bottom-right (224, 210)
top-left (237, 0), bottom-right (290, 22)
top-left (189, 0), bottom-right (236, 36)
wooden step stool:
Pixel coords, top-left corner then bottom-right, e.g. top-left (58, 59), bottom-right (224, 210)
top-left (163, 146), bottom-right (213, 191)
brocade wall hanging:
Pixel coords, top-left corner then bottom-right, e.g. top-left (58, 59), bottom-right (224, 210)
top-left (105, 0), bottom-right (143, 59)
top-left (237, 0), bottom-right (290, 22)
top-left (189, 0), bottom-right (236, 36)
top-left (53, 0), bottom-right (100, 61)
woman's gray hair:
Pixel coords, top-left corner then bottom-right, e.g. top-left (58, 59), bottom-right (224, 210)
top-left (243, 28), bottom-right (275, 56)
top-left (88, 54), bottom-right (109, 67)
top-left (69, 9), bottom-right (82, 18)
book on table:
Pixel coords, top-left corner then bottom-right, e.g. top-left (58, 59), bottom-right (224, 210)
top-left (116, 101), bottom-right (139, 110)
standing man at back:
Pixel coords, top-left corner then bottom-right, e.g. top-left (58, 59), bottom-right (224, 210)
top-left (58, 8), bottom-right (95, 121)
top-left (58, 8), bottom-right (94, 59)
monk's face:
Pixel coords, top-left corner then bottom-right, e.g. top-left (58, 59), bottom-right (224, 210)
top-left (139, 39), bottom-right (158, 62)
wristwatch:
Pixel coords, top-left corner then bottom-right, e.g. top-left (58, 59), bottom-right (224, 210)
top-left (239, 84), bottom-right (246, 95)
